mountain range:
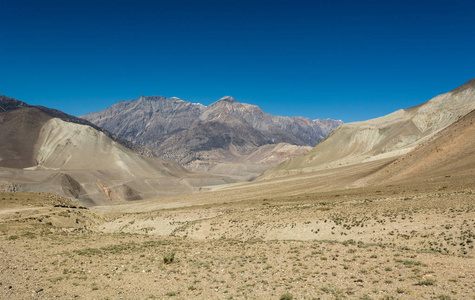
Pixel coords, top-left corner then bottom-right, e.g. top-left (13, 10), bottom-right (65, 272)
top-left (0, 96), bottom-right (231, 206)
top-left (1, 78), bottom-right (474, 206)
top-left (81, 96), bottom-right (342, 180)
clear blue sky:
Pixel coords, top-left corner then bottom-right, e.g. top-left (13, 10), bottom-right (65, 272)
top-left (1, 0), bottom-right (474, 122)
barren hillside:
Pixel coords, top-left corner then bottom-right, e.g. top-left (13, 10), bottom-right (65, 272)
top-left (261, 79), bottom-right (475, 179)
top-left (356, 108), bottom-right (475, 186)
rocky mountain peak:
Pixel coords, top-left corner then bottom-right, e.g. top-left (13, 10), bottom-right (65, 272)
top-left (206, 96), bottom-right (243, 112)
top-left (81, 94), bottom-right (343, 178)
top-left (138, 95), bottom-right (168, 102)
top-left (217, 96), bottom-right (238, 103)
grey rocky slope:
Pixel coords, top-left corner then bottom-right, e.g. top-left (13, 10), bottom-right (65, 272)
top-left (81, 96), bottom-right (342, 179)
top-left (260, 78), bottom-right (475, 179)
top-left (0, 96), bottom-right (232, 206)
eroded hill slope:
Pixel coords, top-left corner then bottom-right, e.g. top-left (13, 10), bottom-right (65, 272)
top-left (356, 108), bottom-right (475, 186)
top-left (261, 78), bottom-right (475, 179)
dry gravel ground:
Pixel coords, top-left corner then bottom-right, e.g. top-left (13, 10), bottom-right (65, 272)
top-left (1, 176), bottom-right (474, 299)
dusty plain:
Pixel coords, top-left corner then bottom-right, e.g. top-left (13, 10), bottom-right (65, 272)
top-left (1, 166), bottom-right (474, 299)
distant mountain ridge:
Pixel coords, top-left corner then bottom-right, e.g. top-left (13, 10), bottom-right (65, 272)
top-left (81, 95), bottom-right (342, 179)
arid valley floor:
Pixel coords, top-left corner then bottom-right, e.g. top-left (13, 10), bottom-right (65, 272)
top-left (3, 0), bottom-right (475, 298)
top-left (1, 166), bottom-right (474, 299)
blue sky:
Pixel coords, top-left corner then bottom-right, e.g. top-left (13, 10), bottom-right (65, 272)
top-left (1, 0), bottom-right (474, 122)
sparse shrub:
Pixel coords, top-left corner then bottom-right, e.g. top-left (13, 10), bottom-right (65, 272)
top-left (342, 239), bottom-right (356, 246)
top-left (163, 252), bottom-right (176, 264)
top-left (415, 279), bottom-right (436, 286)
top-left (402, 260), bottom-right (422, 266)
top-left (280, 292), bottom-right (293, 300)
top-left (22, 231), bottom-right (36, 239)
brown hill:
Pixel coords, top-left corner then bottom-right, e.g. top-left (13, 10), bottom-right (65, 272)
top-left (0, 107), bottom-right (51, 168)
